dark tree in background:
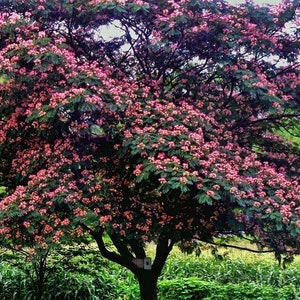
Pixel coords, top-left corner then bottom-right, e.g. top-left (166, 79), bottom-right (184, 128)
top-left (0, 0), bottom-right (299, 299)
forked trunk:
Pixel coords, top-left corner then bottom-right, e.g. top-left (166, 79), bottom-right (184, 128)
top-left (137, 270), bottom-right (159, 300)
top-left (90, 230), bottom-right (174, 300)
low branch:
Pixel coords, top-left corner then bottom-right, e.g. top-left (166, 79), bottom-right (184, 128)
top-left (79, 223), bottom-right (141, 273)
top-left (207, 241), bottom-right (274, 253)
top-left (79, 224), bottom-right (125, 265)
top-left (231, 113), bottom-right (299, 130)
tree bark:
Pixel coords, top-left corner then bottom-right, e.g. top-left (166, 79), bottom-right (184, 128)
top-left (137, 270), bottom-right (159, 300)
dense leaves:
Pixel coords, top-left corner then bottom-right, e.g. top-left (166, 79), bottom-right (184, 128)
top-left (0, 0), bottom-right (299, 299)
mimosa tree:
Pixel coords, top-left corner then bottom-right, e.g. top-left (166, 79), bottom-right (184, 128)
top-left (0, 0), bottom-right (299, 299)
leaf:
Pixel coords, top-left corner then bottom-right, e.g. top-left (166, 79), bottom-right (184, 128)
top-left (179, 185), bottom-right (189, 193)
top-left (222, 182), bottom-right (232, 191)
top-left (89, 125), bottom-right (105, 136)
top-left (161, 185), bottom-right (170, 194)
top-left (78, 102), bottom-right (97, 112)
top-left (34, 37), bottom-right (52, 46)
top-left (276, 222), bottom-right (283, 231)
top-left (196, 193), bottom-right (212, 205)
top-left (211, 192), bottom-right (221, 200)
top-left (0, 74), bottom-right (10, 84)
top-left (0, 186), bottom-right (7, 195)
top-left (236, 198), bottom-right (247, 207)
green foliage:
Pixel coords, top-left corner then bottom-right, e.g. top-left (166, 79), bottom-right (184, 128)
top-left (0, 263), bottom-right (27, 300)
top-left (0, 243), bottom-right (139, 300)
top-left (1, 244), bottom-right (300, 299)
top-left (0, 186), bottom-right (7, 196)
top-left (278, 127), bottom-right (300, 148)
top-left (0, 262), bottom-right (103, 300)
top-left (158, 278), bottom-right (299, 300)
top-left (162, 254), bottom-right (300, 289)
top-left (0, 74), bottom-right (9, 84)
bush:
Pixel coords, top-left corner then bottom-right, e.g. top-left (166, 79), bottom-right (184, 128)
top-left (158, 277), bottom-right (300, 300)
top-left (0, 262), bottom-right (102, 300)
top-left (0, 246), bottom-right (139, 300)
top-left (161, 255), bottom-right (300, 289)
top-left (0, 263), bottom-right (28, 300)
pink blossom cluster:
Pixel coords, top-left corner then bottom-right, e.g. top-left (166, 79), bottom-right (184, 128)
top-left (0, 0), bottom-right (299, 257)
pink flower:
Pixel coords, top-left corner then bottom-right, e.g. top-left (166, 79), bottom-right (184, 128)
top-left (159, 177), bottom-right (167, 184)
top-left (23, 221), bottom-right (31, 228)
top-left (43, 224), bottom-right (53, 234)
top-left (206, 190), bottom-right (215, 197)
top-left (179, 177), bottom-right (188, 184)
top-left (137, 142), bottom-right (146, 149)
top-left (61, 218), bottom-right (70, 226)
top-left (133, 164), bottom-right (144, 176)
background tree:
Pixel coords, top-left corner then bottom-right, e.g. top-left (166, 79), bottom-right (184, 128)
top-left (0, 0), bottom-right (299, 299)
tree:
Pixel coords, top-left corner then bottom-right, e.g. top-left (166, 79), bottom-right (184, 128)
top-left (0, 0), bottom-right (299, 299)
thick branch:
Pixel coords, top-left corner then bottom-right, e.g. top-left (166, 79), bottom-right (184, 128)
top-left (80, 224), bottom-right (130, 268)
top-left (80, 224), bottom-right (146, 274)
top-left (129, 240), bottom-right (146, 258)
top-left (152, 234), bottom-right (175, 277)
top-left (122, 24), bottom-right (150, 75)
top-left (109, 233), bottom-right (134, 260)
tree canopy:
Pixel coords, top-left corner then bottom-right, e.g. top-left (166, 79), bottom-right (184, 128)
top-left (0, 0), bottom-right (299, 299)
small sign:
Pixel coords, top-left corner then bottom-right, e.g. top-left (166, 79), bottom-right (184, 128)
top-left (144, 257), bottom-right (152, 270)
top-left (132, 258), bottom-right (144, 268)
top-left (132, 257), bottom-right (152, 270)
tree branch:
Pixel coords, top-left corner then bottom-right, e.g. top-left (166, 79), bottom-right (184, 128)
top-left (152, 234), bottom-right (175, 277)
top-left (206, 240), bottom-right (274, 253)
top-left (231, 113), bottom-right (300, 130)
top-left (129, 240), bottom-right (146, 258)
top-left (79, 223), bottom-right (145, 274)
top-left (79, 224), bottom-right (128, 266)
top-left (109, 233), bottom-right (134, 260)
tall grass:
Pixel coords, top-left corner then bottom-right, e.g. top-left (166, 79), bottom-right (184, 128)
top-left (162, 253), bottom-right (300, 288)
top-left (162, 242), bottom-right (300, 288)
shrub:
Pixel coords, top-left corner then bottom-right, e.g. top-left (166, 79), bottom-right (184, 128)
top-left (0, 263), bottom-right (101, 300)
top-left (0, 263), bottom-right (28, 300)
top-left (0, 245), bottom-right (138, 300)
top-left (161, 255), bottom-right (300, 289)
top-left (158, 277), bottom-right (300, 300)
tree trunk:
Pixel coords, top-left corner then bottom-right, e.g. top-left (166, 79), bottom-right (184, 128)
top-left (89, 229), bottom-right (174, 300)
top-left (137, 270), bottom-right (159, 300)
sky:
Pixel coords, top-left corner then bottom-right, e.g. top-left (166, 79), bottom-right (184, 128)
top-left (101, 0), bottom-right (284, 40)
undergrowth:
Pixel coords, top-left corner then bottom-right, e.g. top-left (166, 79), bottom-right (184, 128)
top-left (0, 242), bottom-right (300, 299)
